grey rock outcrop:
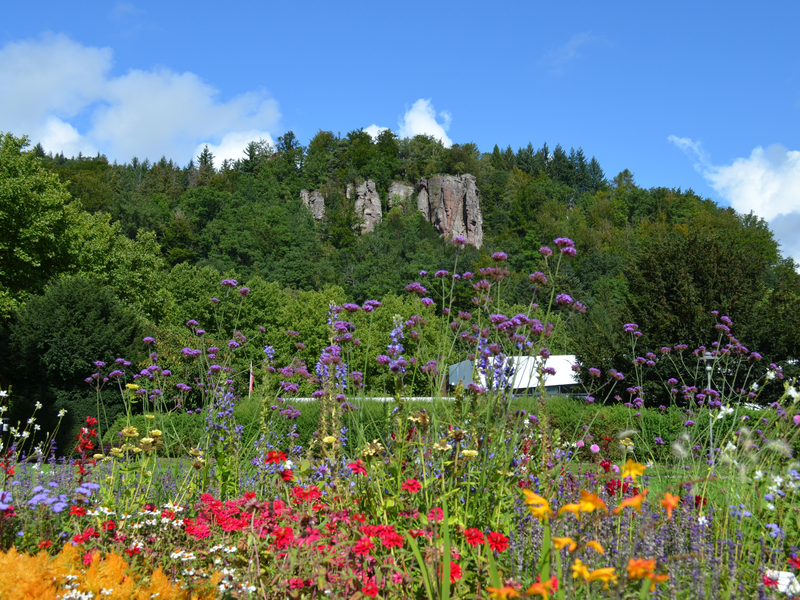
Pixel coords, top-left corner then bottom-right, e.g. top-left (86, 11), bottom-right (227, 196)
top-left (351, 180), bottom-right (382, 233)
top-left (300, 189), bottom-right (325, 220)
top-left (387, 181), bottom-right (414, 208)
top-left (416, 174), bottom-right (483, 248)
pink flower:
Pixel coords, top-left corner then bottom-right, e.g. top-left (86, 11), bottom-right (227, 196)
top-left (590, 444), bottom-right (600, 454)
top-left (576, 440), bottom-right (585, 448)
top-left (793, 415), bottom-right (800, 426)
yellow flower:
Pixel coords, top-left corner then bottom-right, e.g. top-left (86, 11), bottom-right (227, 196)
top-left (139, 437), bottom-right (155, 451)
top-left (552, 537), bottom-right (577, 552)
top-left (121, 426), bottom-right (139, 438)
top-left (558, 503), bottom-right (582, 518)
top-left (461, 449), bottom-right (478, 459)
top-left (188, 448), bottom-right (203, 457)
top-left (613, 489), bottom-right (649, 514)
top-left (621, 458), bottom-right (646, 481)
top-left (433, 440), bottom-right (452, 452)
top-left (522, 489), bottom-right (554, 522)
top-left (587, 567), bottom-right (617, 588)
top-left (525, 575), bottom-right (558, 599)
top-left (92, 453), bottom-right (104, 460)
top-left (149, 429), bottom-right (162, 438)
top-left (145, 414), bottom-right (155, 421)
top-left (584, 540), bottom-right (604, 554)
top-left (322, 435), bottom-right (336, 444)
top-left (579, 490), bottom-right (608, 513)
top-left (571, 558), bottom-right (590, 581)
top-left (648, 573), bottom-right (669, 591)
top-left (110, 448), bottom-right (123, 458)
top-left (125, 383), bottom-right (139, 391)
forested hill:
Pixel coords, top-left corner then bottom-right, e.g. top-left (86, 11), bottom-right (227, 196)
top-left (1, 129), bottom-right (799, 435)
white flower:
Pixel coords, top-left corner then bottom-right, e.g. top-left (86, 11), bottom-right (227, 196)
top-left (34, 424), bottom-right (40, 431)
top-left (788, 386), bottom-right (799, 402)
top-left (34, 402), bottom-right (42, 410)
top-left (0, 390), bottom-right (7, 397)
top-left (698, 515), bottom-right (709, 526)
top-left (725, 441), bottom-right (736, 452)
top-left (751, 382), bottom-right (760, 391)
top-left (766, 502), bottom-right (776, 510)
top-left (100, 589), bottom-right (113, 596)
top-left (717, 405), bottom-right (734, 419)
top-left (58, 409), bottom-right (67, 417)
top-left (27, 418), bottom-right (34, 424)
top-left (754, 470), bottom-right (764, 480)
top-left (284, 460), bottom-right (294, 470)
top-left (767, 371), bottom-right (776, 380)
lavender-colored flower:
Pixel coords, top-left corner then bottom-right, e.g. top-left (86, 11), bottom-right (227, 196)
top-left (539, 246), bottom-right (553, 257)
top-left (238, 287), bottom-right (250, 297)
top-left (462, 271), bottom-right (474, 279)
top-left (492, 252), bottom-right (508, 262)
top-left (143, 336), bottom-right (155, 344)
top-left (434, 270), bottom-right (449, 278)
top-left (793, 415), bottom-right (800, 426)
top-left (609, 369), bottom-right (625, 381)
top-left (405, 282), bottom-right (428, 295)
top-left (684, 420), bottom-right (696, 427)
top-left (176, 383), bottom-right (191, 392)
top-left (554, 237), bottom-right (574, 248)
top-left (586, 396), bottom-right (595, 404)
top-left (451, 235), bottom-right (467, 246)
top-left (561, 246), bottom-right (577, 257)
top-left (590, 444), bottom-right (600, 453)
top-left (556, 294), bottom-right (573, 306)
top-left (211, 297), bottom-right (219, 303)
top-left (376, 355), bottom-right (391, 365)
top-left (589, 367), bottom-right (601, 378)
top-left (623, 323), bottom-right (639, 333)
top-left (421, 297), bottom-right (434, 307)
top-left (221, 279), bottom-right (238, 287)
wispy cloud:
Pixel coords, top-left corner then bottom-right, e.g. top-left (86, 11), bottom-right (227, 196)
top-left (540, 32), bottom-right (603, 74)
top-left (670, 135), bottom-right (800, 264)
top-left (0, 33), bottom-right (281, 164)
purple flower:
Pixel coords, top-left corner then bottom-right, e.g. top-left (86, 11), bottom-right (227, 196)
top-left (186, 320), bottom-right (199, 327)
top-left (419, 270), bottom-right (428, 276)
top-left (655, 437), bottom-right (665, 445)
top-left (684, 420), bottom-right (696, 427)
top-left (491, 252), bottom-right (507, 262)
top-left (451, 235), bottom-right (467, 246)
top-left (589, 368), bottom-right (601, 378)
top-left (539, 246), bottom-right (553, 257)
top-left (555, 294), bottom-right (573, 306)
top-left (421, 297), bottom-right (434, 307)
top-left (462, 271), bottom-right (474, 279)
top-left (434, 270), bottom-right (449, 278)
top-left (554, 237), bottom-right (574, 248)
top-left (793, 415), bottom-right (800, 426)
top-left (238, 287), bottom-right (250, 297)
top-left (343, 303), bottom-right (360, 312)
top-left (176, 383), bottom-right (191, 392)
top-left (586, 396), bottom-right (595, 404)
top-left (211, 297), bottom-right (219, 303)
top-left (609, 369), bottom-right (625, 381)
top-left (405, 282), bottom-right (428, 295)
top-left (376, 355), bottom-right (391, 365)
top-left (221, 279), bottom-right (238, 287)
top-left (143, 337), bottom-right (155, 344)
top-left (623, 323), bottom-right (639, 333)
top-left (590, 444), bottom-right (600, 454)
top-left (529, 272), bottom-right (547, 285)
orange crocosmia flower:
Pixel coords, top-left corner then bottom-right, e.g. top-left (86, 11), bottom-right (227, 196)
top-left (571, 558), bottom-right (590, 581)
top-left (587, 567), bottom-right (618, 588)
top-left (660, 492), bottom-right (680, 520)
top-left (486, 586), bottom-right (520, 599)
top-left (621, 458), bottom-right (646, 481)
top-left (613, 489), bottom-right (649, 514)
top-left (522, 490), bottom-right (550, 507)
top-left (525, 575), bottom-right (558, 598)
top-left (649, 573), bottom-right (669, 591)
top-left (584, 540), bottom-right (605, 554)
top-left (523, 490), bottom-right (554, 522)
top-left (552, 537), bottom-right (577, 552)
top-left (627, 558), bottom-right (657, 579)
top-left (558, 503), bottom-right (581, 518)
top-left (579, 490), bottom-right (607, 513)
top-left (528, 504), bottom-right (554, 522)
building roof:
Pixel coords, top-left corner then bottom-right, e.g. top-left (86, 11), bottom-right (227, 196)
top-left (448, 355), bottom-right (580, 390)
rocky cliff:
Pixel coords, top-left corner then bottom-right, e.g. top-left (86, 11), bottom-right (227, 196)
top-left (416, 174), bottom-right (483, 248)
top-left (346, 180), bottom-right (383, 233)
top-left (387, 181), bottom-right (414, 208)
top-left (300, 189), bottom-right (326, 220)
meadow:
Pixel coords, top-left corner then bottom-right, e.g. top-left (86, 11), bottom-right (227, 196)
top-left (1, 239), bottom-right (798, 600)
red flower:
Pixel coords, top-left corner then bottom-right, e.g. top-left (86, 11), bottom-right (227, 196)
top-left (409, 528), bottom-right (425, 538)
top-left (352, 513), bottom-right (367, 523)
top-left (348, 460), bottom-right (367, 476)
top-left (381, 531), bottom-right (404, 548)
top-left (354, 536), bottom-right (375, 556)
top-left (439, 561), bottom-right (462, 583)
top-left (288, 578), bottom-right (305, 589)
top-left (599, 460), bottom-right (611, 472)
top-left (85, 416), bottom-right (98, 427)
top-left (401, 478), bottom-right (422, 494)
top-left (789, 556), bottom-right (800, 569)
top-left (69, 506), bottom-right (87, 516)
top-left (487, 531), bottom-right (510, 553)
top-left (124, 547), bottom-right (141, 557)
top-left (37, 540), bottom-right (52, 550)
top-left (280, 469), bottom-right (294, 482)
top-left (266, 451), bottom-right (288, 464)
top-left (763, 574), bottom-right (779, 588)
top-left (463, 528), bottom-right (485, 547)
top-left (362, 583), bottom-right (380, 598)
top-left (427, 507), bottom-right (444, 522)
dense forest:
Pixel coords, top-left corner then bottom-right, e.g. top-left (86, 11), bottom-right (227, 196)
top-left (1, 128), bottom-right (798, 443)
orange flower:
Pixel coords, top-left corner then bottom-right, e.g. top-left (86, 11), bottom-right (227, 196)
top-left (621, 458), bottom-right (646, 481)
top-left (552, 537), bottom-right (577, 552)
top-left (584, 540), bottom-right (604, 554)
top-left (613, 489), bottom-right (649, 514)
top-left (579, 490), bottom-right (608, 513)
top-left (649, 573), bottom-right (669, 591)
top-left (627, 558), bottom-right (656, 579)
top-left (558, 503), bottom-right (582, 518)
top-left (525, 575), bottom-right (558, 598)
top-left (487, 586), bottom-right (520, 599)
top-left (660, 492), bottom-right (680, 520)
top-left (587, 567), bottom-right (618, 588)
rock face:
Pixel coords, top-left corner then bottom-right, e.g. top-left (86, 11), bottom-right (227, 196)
top-left (354, 180), bottom-right (383, 233)
top-left (300, 189), bottom-right (325, 220)
top-left (416, 174), bottom-right (483, 248)
top-left (387, 181), bottom-right (414, 207)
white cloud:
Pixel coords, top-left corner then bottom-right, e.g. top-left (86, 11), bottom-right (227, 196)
top-left (670, 136), bottom-right (800, 263)
top-left (540, 32), bottom-right (601, 74)
top-left (398, 99), bottom-right (452, 147)
top-left (193, 130), bottom-right (274, 167)
top-left (364, 124), bottom-right (389, 141)
top-left (0, 33), bottom-right (281, 164)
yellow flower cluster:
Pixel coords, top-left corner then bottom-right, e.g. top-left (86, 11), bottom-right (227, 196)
top-left (0, 544), bottom-right (221, 600)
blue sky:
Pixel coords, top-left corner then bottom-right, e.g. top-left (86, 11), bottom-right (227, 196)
top-left (2, 1), bottom-right (799, 260)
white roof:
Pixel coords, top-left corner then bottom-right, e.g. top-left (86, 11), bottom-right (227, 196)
top-left (448, 355), bottom-right (580, 390)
